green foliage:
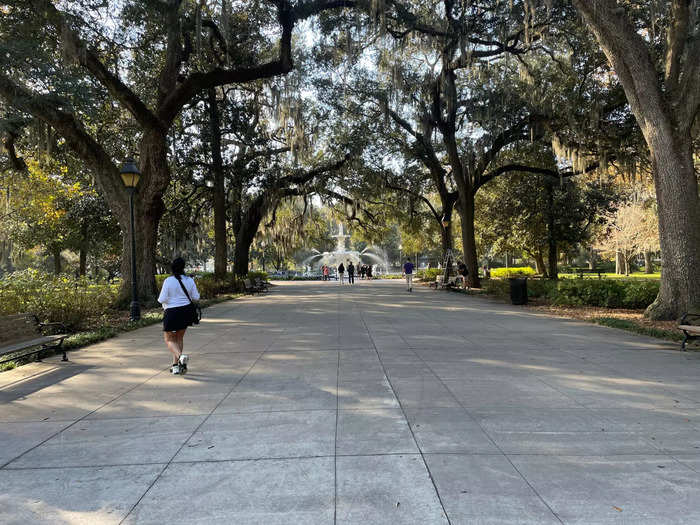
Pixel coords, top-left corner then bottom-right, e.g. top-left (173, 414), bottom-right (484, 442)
top-left (526, 279), bottom-right (559, 299)
top-left (480, 279), bottom-right (511, 297)
top-left (481, 276), bottom-right (658, 309)
top-left (417, 268), bottom-right (442, 281)
top-left (247, 271), bottom-right (269, 282)
top-left (490, 267), bottom-right (536, 278)
top-left (193, 273), bottom-right (243, 299)
top-left (0, 270), bottom-right (118, 329)
top-left (553, 279), bottom-right (659, 309)
top-left (0, 361), bottom-right (17, 372)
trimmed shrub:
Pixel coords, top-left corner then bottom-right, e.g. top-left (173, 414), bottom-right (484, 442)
top-left (553, 279), bottom-right (659, 309)
top-left (193, 273), bottom-right (244, 299)
top-left (490, 266), bottom-right (536, 278)
top-left (553, 279), bottom-right (625, 307)
top-left (620, 280), bottom-right (660, 309)
top-left (0, 270), bottom-right (119, 329)
top-left (526, 279), bottom-right (558, 299)
top-left (481, 279), bottom-right (511, 297)
top-left (247, 271), bottom-right (269, 282)
top-left (417, 268), bottom-right (442, 281)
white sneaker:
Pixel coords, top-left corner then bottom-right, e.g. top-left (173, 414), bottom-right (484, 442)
top-left (171, 364), bottom-right (181, 374)
top-left (179, 354), bottom-right (189, 366)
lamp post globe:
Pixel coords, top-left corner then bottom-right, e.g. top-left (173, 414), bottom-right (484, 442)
top-left (120, 159), bottom-right (142, 321)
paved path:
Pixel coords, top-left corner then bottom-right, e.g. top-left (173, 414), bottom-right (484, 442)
top-left (1, 280), bottom-right (699, 524)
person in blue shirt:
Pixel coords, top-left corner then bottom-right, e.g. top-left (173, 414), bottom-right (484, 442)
top-left (402, 259), bottom-right (414, 292)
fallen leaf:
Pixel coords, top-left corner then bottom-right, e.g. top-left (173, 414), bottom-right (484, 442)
top-left (612, 506), bottom-right (622, 512)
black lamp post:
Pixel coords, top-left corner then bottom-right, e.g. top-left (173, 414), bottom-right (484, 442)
top-left (120, 159), bottom-right (141, 321)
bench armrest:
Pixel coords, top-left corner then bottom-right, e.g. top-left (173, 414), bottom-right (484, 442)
top-left (680, 313), bottom-right (700, 325)
top-left (39, 321), bottom-right (68, 335)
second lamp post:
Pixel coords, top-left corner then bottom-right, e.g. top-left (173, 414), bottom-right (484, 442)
top-left (120, 159), bottom-right (142, 321)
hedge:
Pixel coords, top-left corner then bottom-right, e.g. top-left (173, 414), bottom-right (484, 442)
top-left (481, 276), bottom-right (659, 309)
top-left (0, 270), bottom-right (118, 329)
top-left (0, 270), bottom-right (267, 329)
top-left (490, 266), bottom-right (537, 278)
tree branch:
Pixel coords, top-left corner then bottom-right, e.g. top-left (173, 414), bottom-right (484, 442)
top-left (1, 130), bottom-right (28, 172)
top-left (159, 0), bottom-right (357, 125)
top-left (477, 161), bottom-right (600, 191)
top-left (34, 0), bottom-right (164, 132)
top-left (384, 182), bottom-right (440, 222)
top-left (0, 73), bottom-right (122, 199)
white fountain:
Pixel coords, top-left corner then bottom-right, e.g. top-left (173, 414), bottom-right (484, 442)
top-left (302, 222), bottom-right (389, 272)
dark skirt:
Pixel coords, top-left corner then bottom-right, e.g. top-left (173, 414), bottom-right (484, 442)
top-left (163, 305), bottom-right (193, 332)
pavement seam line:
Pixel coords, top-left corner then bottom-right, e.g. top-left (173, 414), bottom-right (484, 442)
top-left (398, 287), bottom-right (565, 524)
top-left (334, 349), bottom-right (340, 525)
top-left (355, 290), bottom-right (453, 525)
top-left (119, 320), bottom-right (279, 523)
top-left (0, 366), bottom-right (173, 470)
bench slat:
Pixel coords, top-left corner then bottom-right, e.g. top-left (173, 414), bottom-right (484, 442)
top-left (0, 335), bottom-right (66, 356)
top-left (0, 314), bottom-right (41, 345)
top-left (679, 325), bottom-right (700, 333)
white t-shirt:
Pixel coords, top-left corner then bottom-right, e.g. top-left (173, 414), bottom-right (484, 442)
top-left (158, 275), bottom-right (200, 310)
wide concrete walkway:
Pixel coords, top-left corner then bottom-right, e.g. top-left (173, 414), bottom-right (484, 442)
top-left (1, 280), bottom-right (699, 524)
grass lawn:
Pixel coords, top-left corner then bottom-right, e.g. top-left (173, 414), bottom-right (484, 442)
top-left (559, 272), bottom-right (661, 280)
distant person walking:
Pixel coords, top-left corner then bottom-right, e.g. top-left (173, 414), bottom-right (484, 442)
top-left (359, 265), bottom-right (366, 279)
top-left (338, 263), bottom-right (345, 284)
top-left (348, 261), bottom-right (355, 284)
top-left (403, 259), bottom-right (414, 292)
top-left (322, 265), bottom-right (329, 281)
top-left (482, 265), bottom-right (491, 279)
top-left (367, 265), bottom-right (373, 279)
top-left (158, 257), bottom-right (200, 374)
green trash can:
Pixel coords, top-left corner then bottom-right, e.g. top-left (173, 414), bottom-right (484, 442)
top-left (509, 277), bottom-right (528, 305)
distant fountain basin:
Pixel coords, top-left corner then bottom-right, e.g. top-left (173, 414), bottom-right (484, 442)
top-left (301, 223), bottom-right (389, 272)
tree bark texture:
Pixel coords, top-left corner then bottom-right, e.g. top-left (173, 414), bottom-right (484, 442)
top-left (574, 0), bottom-right (700, 319)
top-left (52, 247), bottom-right (61, 275)
top-left (208, 89), bottom-right (228, 278)
top-left (232, 194), bottom-right (268, 277)
top-left (535, 252), bottom-right (547, 277)
top-left (644, 251), bottom-right (653, 274)
top-left (440, 223), bottom-right (454, 255)
top-left (455, 191), bottom-right (480, 288)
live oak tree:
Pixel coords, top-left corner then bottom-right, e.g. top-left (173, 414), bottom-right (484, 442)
top-left (0, 0), bottom-right (360, 301)
top-left (476, 146), bottom-right (618, 278)
top-left (571, 0), bottom-right (700, 319)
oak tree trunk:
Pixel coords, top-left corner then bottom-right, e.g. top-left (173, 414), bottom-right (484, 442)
top-left (646, 143), bottom-right (700, 318)
top-left (455, 191), bottom-right (481, 288)
top-left (573, 0), bottom-right (700, 319)
top-left (545, 181), bottom-right (558, 280)
top-left (534, 252), bottom-right (547, 277)
top-left (440, 223), bottom-right (454, 254)
top-left (208, 89), bottom-right (228, 278)
top-left (644, 251), bottom-right (653, 274)
top-left (117, 131), bottom-right (168, 305)
top-left (233, 204), bottom-right (266, 277)
top-left (79, 222), bottom-right (88, 276)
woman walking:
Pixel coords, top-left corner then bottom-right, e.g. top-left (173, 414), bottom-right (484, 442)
top-left (158, 257), bottom-right (200, 374)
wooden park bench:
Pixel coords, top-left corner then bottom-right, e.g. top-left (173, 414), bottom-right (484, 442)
top-left (679, 310), bottom-right (700, 351)
top-left (0, 314), bottom-right (68, 365)
top-left (243, 279), bottom-right (266, 295)
top-left (573, 268), bottom-right (603, 279)
top-left (254, 277), bottom-right (270, 292)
